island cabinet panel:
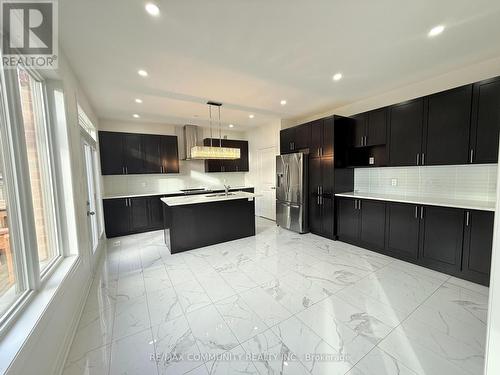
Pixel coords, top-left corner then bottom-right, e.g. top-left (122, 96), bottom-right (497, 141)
top-left (419, 206), bottom-right (464, 275)
top-left (470, 76), bottom-right (500, 164)
top-left (424, 84), bottom-right (473, 166)
top-left (385, 202), bottom-right (420, 261)
top-left (336, 197), bottom-right (360, 244)
top-left (462, 210), bottom-right (494, 285)
top-left (358, 199), bottom-right (386, 251)
top-left (388, 98), bottom-right (425, 167)
top-left (99, 131), bottom-right (179, 175)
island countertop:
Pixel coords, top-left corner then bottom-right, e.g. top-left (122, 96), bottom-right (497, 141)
top-left (161, 191), bottom-right (258, 207)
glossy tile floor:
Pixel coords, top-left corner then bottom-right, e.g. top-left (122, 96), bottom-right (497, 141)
top-left (63, 217), bottom-right (489, 375)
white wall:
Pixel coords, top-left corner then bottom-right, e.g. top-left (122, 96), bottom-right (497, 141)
top-left (283, 55), bottom-right (500, 128)
top-left (245, 120), bottom-right (281, 219)
top-left (99, 120), bottom-right (249, 196)
top-left (5, 50), bottom-right (102, 374)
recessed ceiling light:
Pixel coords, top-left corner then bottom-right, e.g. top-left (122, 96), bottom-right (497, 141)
top-left (228, 124), bottom-right (234, 128)
top-left (135, 98), bottom-right (143, 104)
top-left (133, 114), bottom-right (140, 118)
top-left (428, 25), bottom-right (445, 37)
top-left (145, 2), bottom-right (160, 16)
top-left (332, 73), bottom-right (343, 81)
top-left (280, 99), bottom-right (287, 106)
top-left (249, 114), bottom-right (255, 119)
top-left (138, 69), bottom-right (148, 77)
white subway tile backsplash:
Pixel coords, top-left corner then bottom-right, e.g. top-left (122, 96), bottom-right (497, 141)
top-left (102, 159), bottom-right (247, 197)
top-left (354, 164), bottom-right (497, 202)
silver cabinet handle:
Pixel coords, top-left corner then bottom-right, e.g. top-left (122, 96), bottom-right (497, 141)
top-left (358, 199), bottom-right (362, 210)
top-left (421, 154), bottom-right (425, 166)
top-left (466, 211), bottom-right (470, 226)
top-left (420, 206), bottom-right (424, 220)
top-left (354, 199), bottom-right (357, 210)
top-left (470, 149), bottom-right (474, 164)
top-left (87, 211), bottom-right (95, 216)
top-left (415, 206), bottom-right (418, 219)
top-left (416, 154), bottom-right (420, 166)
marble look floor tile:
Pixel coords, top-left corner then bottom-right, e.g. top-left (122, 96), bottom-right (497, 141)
top-left (186, 304), bottom-right (239, 356)
top-left (446, 276), bottom-right (489, 296)
top-left (140, 245), bottom-right (163, 269)
top-left (241, 329), bottom-right (310, 375)
top-left (167, 265), bottom-right (196, 286)
top-left (116, 270), bottom-right (146, 301)
top-left (218, 268), bottom-right (258, 293)
top-left (215, 295), bottom-right (266, 343)
top-left (185, 365), bottom-right (210, 374)
top-left (239, 287), bottom-right (292, 328)
top-left (204, 345), bottom-right (259, 375)
top-left (175, 279), bottom-right (213, 314)
top-left (151, 315), bottom-right (204, 375)
top-left (195, 270), bottom-right (237, 303)
top-left (348, 347), bottom-right (418, 375)
top-left (113, 294), bottom-right (151, 341)
top-left (62, 344), bottom-right (111, 375)
top-left (143, 265), bottom-right (172, 294)
top-left (238, 260), bottom-right (277, 285)
top-left (147, 287), bottom-right (183, 325)
top-left (109, 328), bottom-right (158, 375)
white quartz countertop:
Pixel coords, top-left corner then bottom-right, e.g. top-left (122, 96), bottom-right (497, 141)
top-left (161, 191), bottom-right (258, 206)
top-left (103, 186), bottom-right (253, 200)
top-left (335, 192), bottom-right (496, 212)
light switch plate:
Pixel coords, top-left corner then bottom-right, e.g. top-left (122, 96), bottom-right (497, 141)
top-left (369, 157), bottom-right (375, 165)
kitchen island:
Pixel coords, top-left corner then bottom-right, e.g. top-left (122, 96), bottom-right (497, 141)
top-left (161, 191), bottom-right (256, 253)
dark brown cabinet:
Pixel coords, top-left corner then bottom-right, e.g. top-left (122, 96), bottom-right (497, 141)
top-left (419, 205), bottom-right (465, 274)
top-left (280, 127), bottom-right (296, 154)
top-left (470, 76), bottom-right (500, 164)
top-left (351, 109), bottom-right (387, 148)
top-left (280, 124), bottom-right (311, 153)
top-left (359, 199), bottom-right (386, 251)
top-left (462, 210), bottom-right (494, 285)
top-left (103, 195), bottom-right (165, 238)
top-left (310, 117), bottom-right (335, 159)
top-left (99, 131), bottom-right (179, 175)
top-left (385, 202), bottom-right (420, 261)
top-left (309, 156), bottom-right (334, 238)
top-left (424, 85), bottom-right (473, 165)
top-left (388, 99), bottom-right (425, 167)
top-left (336, 197), bottom-right (360, 243)
top-left (203, 138), bottom-right (249, 172)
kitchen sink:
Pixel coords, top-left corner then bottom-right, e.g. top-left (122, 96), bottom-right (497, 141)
top-left (206, 193), bottom-right (236, 197)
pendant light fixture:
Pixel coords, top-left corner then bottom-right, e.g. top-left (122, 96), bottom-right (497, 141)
top-left (191, 102), bottom-right (241, 160)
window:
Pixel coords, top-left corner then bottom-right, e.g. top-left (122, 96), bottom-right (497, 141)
top-left (17, 67), bottom-right (60, 274)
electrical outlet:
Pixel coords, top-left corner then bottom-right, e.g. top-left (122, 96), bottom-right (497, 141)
top-left (369, 157), bottom-right (375, 165)
top-left (113, 241), bottom-right (121, 247)
top-left (391, 178), bottom-right (398, 187)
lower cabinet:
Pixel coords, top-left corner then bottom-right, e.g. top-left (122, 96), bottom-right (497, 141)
top-left (104, 195), bottom-right (164, 238)
top-left (336, 198), bottom-right (494, 286)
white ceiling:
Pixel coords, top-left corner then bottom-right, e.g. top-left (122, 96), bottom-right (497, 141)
top-left (60, 0), bottom-right (500, 129)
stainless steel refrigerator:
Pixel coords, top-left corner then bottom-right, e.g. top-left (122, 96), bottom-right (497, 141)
top-left (276, 153), bottom-right (308, 233)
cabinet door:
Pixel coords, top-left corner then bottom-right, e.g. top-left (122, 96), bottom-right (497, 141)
top-left (366, 108), bottom-right (387, 146)
top-left (204, 139), bottom-right (222, 172)
top-left (237, 140), bottom-right (249, 171)
top-left (424, 85), bottom-right (472, 165)
top-left (148, 196), bottom-right (164, 231)
top-left (321, 196), bottom-right (335, 239)
top-left (123, 133), bottom-right (144, 174)
top-left (308, 158), bottom-right (322, 234)
top-left (471, 77), bottom-right (500, 164)
top-left (280, 128), bottom-right (296, 153)
top-left (161, 136), bottom-right (179, 173)
top-left (294, 123), bottom-right (311, 150)
top-left (388, 99), bottom-right (424, 167)
top-left (310, 119), bottom-right (323, 158)
top-left (462, 210), bottom-right (494, 285)
top-left (322, 117), bottom-right (335, 157)
top-left (419, 206), bottom-right (464, 274)
top-left (352, 114), bottom-right (367, 148)
top-left (103, 198), bottom-right (130, 237)
top-left (385, 202), bottom-right (420, 260)
top-left (129, 197), bottom-right (150, 232)
top-left (98, 131), bottom-right (124, 175)
top-left (359, 199), bottom-right (386, 251)
top-left (337, 198), bottom-right (359, 243)
top-left (143, 135), bottom-right (162, 174)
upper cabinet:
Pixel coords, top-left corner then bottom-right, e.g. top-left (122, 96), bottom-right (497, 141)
top-left (424, 84), bottom-right (473, 166)
top-left (388, 98), bottom-right (425, 167)
top-left (99, 131), bottom-right (179, 175)
top-left (310, 117), bottom-right (334, 159)
top-left (280, 123), bottom-right (311, 154)
top-left (351, 108), bottom-right (387, 148)
top-left (203, 138), bottom-right (249, 173)
top-left (470, 76), bottom-right (500, 164)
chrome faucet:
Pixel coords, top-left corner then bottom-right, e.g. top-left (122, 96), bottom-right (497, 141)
top-left (224, 184), bottom-right (231, 196)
